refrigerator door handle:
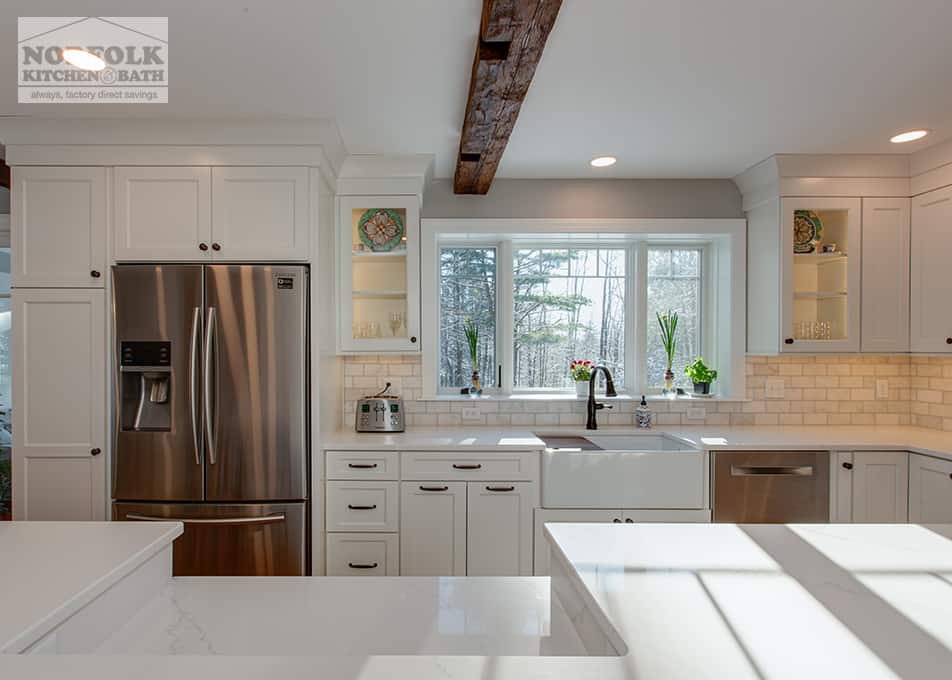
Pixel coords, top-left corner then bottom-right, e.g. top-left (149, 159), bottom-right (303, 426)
top-left (204, 306), bottom-right (218, 465)
top-left (126, 513), bottom-right (286, 526)
top-left (189, 306), bottom-right (202, 465)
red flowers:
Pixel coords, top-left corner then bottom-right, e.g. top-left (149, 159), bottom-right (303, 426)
top-left (570, 360), bottom-right (593, 381)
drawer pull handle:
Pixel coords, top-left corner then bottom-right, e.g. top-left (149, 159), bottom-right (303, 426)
top-left (731, 465), bottom-right (813, 477)
top-left (453, 464), bottom-right (482, 470)
top-left (625, 518), bottom-right (634, 523)
top-left (420, 485), bottom-right (449, 492)
top-left (486, 485), bottom-right (515, 492)
top-left (612, 518), bottom-right (622, 523)
top-left (348, 562), bottom-right (378, 570)
top-left (347, 504), bottom-right (377, 510)
top-left (348, 463), bottom-right (378, 469)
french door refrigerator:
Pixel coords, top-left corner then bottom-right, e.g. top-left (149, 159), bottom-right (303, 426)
top-left (112, 264), bottom-right (308, 576)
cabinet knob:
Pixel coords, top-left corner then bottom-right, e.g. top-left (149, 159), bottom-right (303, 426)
top-left (90, 447), bottom-right (101, 456)
top-left (410, 336), bottom-right (417, 343)
top-left (90, 270), bottom-right (101, 278)
top-left (211, 242), bottom-right (222, 252)
top-left (946, 338), bottom-right (952, 345)
top-left (842, 462), bottom-right (853, 470)
top-left (784, 338), bottom-right (795, 345)
top-left (198, 242), bottom-right (209, 252)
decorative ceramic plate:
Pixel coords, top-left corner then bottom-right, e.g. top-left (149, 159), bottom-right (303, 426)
top-left (358, 209), bottom-right (405, 252)
top-left (793, 210), bottom-right (822, 254)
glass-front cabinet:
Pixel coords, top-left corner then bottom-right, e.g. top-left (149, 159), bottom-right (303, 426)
top-left (781, 197), bottom-right (861, 352)
top-left (338, 195), bottom-right (420, 353)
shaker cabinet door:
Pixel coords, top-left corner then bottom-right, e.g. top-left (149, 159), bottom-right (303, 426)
top-left (399, 482), bottom-right (466, 576)
top-left (12, 289), bottom-right (106, 520)
top-left (911, 186), bottom-right (952, 352)
top-left (909, 453), bottom-right (952, 523)
top-left (467, 481), bottom-right (535, 576)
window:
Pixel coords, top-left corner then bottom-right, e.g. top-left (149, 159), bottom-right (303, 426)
top-left (646, 247), bottom-right (703, 389)
top-left (513, 248), bottom-right (625, 389)
top-left (424, 219), bottom-right (743, 399)
top-left (439, 247), bottom-right (496, 389)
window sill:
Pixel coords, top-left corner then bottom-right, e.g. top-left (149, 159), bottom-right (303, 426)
top-left (421, 393), bottom-right (746, 403)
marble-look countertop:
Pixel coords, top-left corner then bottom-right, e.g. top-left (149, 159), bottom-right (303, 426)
top-left (0, 521), bottom-right (182, 653)
top-left (323, 424), bottom-right (952, 461)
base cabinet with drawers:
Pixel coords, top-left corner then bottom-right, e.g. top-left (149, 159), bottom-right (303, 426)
top-left (324, 450), bottom-right (539, 576)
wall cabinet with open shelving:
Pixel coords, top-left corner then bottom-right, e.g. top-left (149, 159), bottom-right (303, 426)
top-left (338, 195), bottom-right (420, 353)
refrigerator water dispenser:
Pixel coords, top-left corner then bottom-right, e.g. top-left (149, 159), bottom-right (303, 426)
top-left (119, 341), bottom-right (172, 432)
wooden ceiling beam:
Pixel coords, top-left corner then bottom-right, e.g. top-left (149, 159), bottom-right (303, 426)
top-left (454, 0), bottom-right (562, 194)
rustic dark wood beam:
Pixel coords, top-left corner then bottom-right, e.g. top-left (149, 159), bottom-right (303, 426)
top-left (0, 160), bottom-right (9, 190)
top-left (454, 0), bottom-right (562, 194)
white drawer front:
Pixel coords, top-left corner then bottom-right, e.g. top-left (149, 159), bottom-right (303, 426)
top-left (326, 481), bottom-right (399, 532)
top-left (326, 533), bottom-right (399, 576)
top-left (402, 451), bottom-right (538, 481)
top-left (326, 451), bottom-right (399, 480)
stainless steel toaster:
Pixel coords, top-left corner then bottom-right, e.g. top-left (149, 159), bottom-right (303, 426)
top-left (355, 383), bottom-right (405, 432)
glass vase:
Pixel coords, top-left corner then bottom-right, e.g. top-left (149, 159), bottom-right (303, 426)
top-left (663, 369), bottom-right (675, 394)
top-left (468, 370), bottom-right (482, 397)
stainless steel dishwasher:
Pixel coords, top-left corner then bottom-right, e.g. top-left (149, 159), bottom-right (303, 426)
top-left (712, 451), bottom-right (830, 523)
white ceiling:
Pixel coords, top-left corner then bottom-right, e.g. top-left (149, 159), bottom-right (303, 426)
top-left (1, 0), bottom-right (951, 179)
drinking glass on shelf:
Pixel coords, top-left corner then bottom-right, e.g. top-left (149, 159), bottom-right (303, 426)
top-left (367, 321), bottom-right (381, 338)
top-left (388, 312), bottom-right (404, 337)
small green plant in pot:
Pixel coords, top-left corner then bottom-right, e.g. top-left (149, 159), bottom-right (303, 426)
top-left (463, 318), bottom-right (482, 397)
top-left (656, 310), bottom-right (679, 393)
top-left (684, 358), bottom-right (718, 396)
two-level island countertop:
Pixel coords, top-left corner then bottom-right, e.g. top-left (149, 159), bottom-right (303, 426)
top-left (5, 521), bottom-right (952, 679)
top-left (323, 424), bottom-right (952, 462)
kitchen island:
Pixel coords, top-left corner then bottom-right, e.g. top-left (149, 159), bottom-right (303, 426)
top-left (4, 521), bottom-right (952, 679)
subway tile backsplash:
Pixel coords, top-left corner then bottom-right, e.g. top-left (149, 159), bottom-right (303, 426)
top-left (341, 354), bottom-right (952, 431)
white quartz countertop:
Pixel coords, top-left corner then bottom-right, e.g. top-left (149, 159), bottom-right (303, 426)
top-left (324, 424), bottom-right (952, 461)
top-left (0, 521), bottom-right (182, 654)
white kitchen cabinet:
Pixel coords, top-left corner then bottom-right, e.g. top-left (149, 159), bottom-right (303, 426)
top-left (909, 453), bottom-right (952, 523)
top-left (467, 482), bottom-right (536, 576)
top-left (861, 198), bottom-right (910, 352)
top-left (781, 197), bottom-right (862, 353)
top-left (11, 167), bottom-right (106, 288)
top-left (326, 533), bottom-right (399, 576)
top-left (837, 452), bottom-right (908, 523)
top-left (911, 186), bottom-right (952, 352)
top-left (12, 289), bottom-right (106, 520)
top-left (114, 167), bottom-right (212, 261)
top-left (325, 481), bottom-right (399, 533)
top-left (211, 167), bottom-right (309, 261)
top-left (338, 195), bottom-right (420, 353)
top-left (400, 482), bottom-right (466, 576)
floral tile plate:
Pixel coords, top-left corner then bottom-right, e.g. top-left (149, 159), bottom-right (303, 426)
top-left (358, 208), bottom-right (405, 252)
top-left (793, 210), bottom-right (823, 254)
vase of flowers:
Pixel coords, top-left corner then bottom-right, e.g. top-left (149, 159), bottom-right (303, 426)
top-left (464, 318), bottom-right (482, 397)
top-left (684, 357), bottom-right (717, 395)
top-left (570, 359), bottom-right (594, 396)
top-left (657, 310), bottom-right (679, 394)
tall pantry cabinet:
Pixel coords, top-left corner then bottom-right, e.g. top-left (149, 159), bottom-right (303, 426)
top-left (11, 167), bottom-right (108, 520)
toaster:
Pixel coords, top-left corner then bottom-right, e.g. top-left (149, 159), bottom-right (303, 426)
top-left (355, 383), bottom-right (405, 432)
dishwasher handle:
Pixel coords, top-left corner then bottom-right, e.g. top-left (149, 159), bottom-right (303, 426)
top-left (730, 465), bottom-right (814, 477)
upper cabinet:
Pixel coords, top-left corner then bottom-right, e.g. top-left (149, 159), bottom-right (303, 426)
top-left (211, 167), bottom-right (309, 261)
top-left (115, 166), bottom-right (309, 262)
top-left (781, 197), bottom-right (861, 353)
top-left (861, 198), bottom-right (910, 352)
top-left (338, 195), bottom-right (420, 353)
top-left (11, 167), bottom-right (107, 288)
top-left (911, 185), bottom-right (952, 352)
top-left (114, 167), bottom-right (212, 261)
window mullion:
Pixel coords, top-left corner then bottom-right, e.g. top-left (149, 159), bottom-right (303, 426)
top-left (497, 240), bottom-right (514, 395)
top-left (634, 242), bottom-right (648, 395)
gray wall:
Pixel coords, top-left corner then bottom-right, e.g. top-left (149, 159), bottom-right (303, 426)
top-left (422, 178), bottom-right (743, 219)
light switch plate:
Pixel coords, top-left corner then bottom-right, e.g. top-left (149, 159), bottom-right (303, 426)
top-left (461, 407), bottom-right (482, 421)
top-left (686, 406), bottom-right (706, 420)
top-left (765, 378), bottom-right (785, 399)
top-left (876, 379), bottom-right (889, 399)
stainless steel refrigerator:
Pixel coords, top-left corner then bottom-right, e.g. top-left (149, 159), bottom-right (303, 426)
top-left (112, 264), bottom-right (308, 576)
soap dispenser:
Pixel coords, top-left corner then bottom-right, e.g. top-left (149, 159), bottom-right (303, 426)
top-left (636, 395), bottom-right (651, 429)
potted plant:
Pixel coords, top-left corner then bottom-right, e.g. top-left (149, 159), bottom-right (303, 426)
top-left (684, 357), bottom-right (718, 395)
top-left (570, 359), bottom-right (594, 396)
top-left (463, 318), bottom-right (482, 397)
top-left (656, 310), bottom-right (679, 393)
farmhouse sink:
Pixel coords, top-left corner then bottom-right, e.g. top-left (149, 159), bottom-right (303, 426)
top-left (538, 432), bottom-right (705, 509)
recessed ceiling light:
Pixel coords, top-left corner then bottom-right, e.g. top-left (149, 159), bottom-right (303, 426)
top-left (590, 155), bottom-right (617, 168)
top-left (890, 129), bottom-right (929, 144)
top-left (63, 48), bottom-right (106, 72)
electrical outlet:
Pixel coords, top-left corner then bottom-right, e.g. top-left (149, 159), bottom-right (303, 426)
top-left (461, 407), bottom-right (482, 421)
top-left (876, 379), bottom-right (889, 399)
top-left (686, 406), bottom-right (706, 420)
top-left (765, 378), bottom-right (785, 399)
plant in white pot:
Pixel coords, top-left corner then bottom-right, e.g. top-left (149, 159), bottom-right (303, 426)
top-left (684, 357), bottom-right (718, 396)
top-left (570, 359), bottom-right (594, 396)
top-left (656, 310), bottom-right (679, 393)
